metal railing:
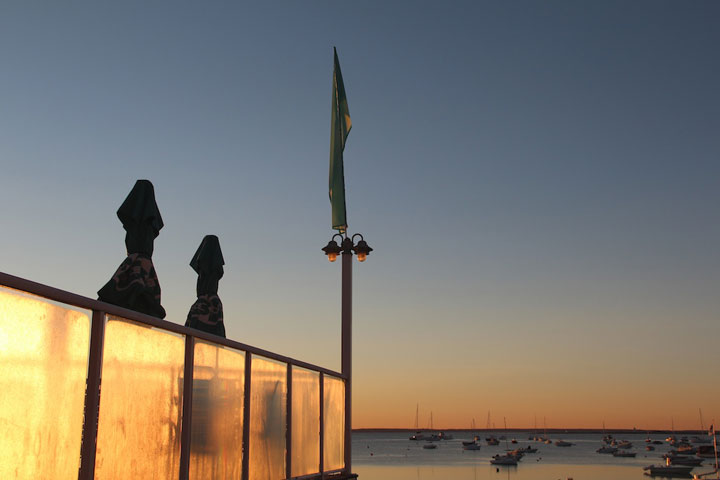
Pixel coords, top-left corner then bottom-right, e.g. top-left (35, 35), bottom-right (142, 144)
top-left (0, 271), bottom-right (349, 480)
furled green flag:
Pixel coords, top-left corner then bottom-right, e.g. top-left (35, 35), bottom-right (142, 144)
top-left (329, 47), bottom-right (352, 233)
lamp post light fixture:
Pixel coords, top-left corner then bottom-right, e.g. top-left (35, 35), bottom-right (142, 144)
top-left (322, 233), bottom-right (373, 263)
top-left (322, 232), bottom-right (371, 477)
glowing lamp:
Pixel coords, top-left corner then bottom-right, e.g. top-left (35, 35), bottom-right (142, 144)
top-left (353, 239), bottom-right (373, 262)
top-left (322, 240), bottom-right (342, 262)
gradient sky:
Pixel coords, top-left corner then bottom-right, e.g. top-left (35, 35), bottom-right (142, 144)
top-left (1, 1), bottom-right (718, 429)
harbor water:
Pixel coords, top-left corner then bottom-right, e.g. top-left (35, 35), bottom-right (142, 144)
top-left (352, 431), bottom-right (717, 480)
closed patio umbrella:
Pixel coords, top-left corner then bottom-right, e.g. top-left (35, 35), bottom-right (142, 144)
top-left (185, 235), bottom-right (225, 337)
top-left (97, 179), bottom-right (166, 318)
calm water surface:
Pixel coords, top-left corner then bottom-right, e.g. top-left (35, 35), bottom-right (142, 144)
top-left (351, 432), bottom-right (711, 480)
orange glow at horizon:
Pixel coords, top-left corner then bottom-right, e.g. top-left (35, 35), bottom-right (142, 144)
top-left (351, 371), bottom-right (720, 431)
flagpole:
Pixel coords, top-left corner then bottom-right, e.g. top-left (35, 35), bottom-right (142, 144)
top-left (341, 237), bottom-right (353, 476)
top-left (712, 422), bottom-right (718, 477)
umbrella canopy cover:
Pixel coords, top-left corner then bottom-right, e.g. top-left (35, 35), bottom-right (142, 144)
top-left (185, 235), bottom-right (226, 337)
top-left (97, 180), bottom-right (166, 319)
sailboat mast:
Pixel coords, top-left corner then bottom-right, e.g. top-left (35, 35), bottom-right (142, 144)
top-left (504, 417), bottom-right (509, 450)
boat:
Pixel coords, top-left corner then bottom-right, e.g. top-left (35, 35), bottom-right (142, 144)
top-left (692, 412), bottom-right (712, 445)
top-left (668, 457), bottom-right (704, 467)
top-left (696, 445), bottom-right (719, 458)
top-left (409, 404), bottom-right (425, 441)
top-left (542, 417), bottom-right (552, 444)
top-left (424, 412), bottom-right (441, 441)
top-left (423, 443), bottom-right (437, 450)
top-left (667, 446), bottom-right (699, 457)
top-left (530, 415), bottom-right (538, 441)
top-left (465, 418), bottom-right (479, 445)
top-left (692, 437), bottom-right (713, 445)
top-left (647, 446), bottom-right (656, 451)
top-left (690, 427), bottom-right (719, 480)
top-left (618, 440), bottom-right (633, 449)
top-left (486, 436), bottom-right (500, 446)
top-left (613, 450), bottom-right (637, 458)
top-left (602, 422), bottom-right (613, 444)
top-left (644, 464), bottom-right (694, 477)
top-left (520, 445), bottom-right (538, 453)
top-left (597, 445), bottom-right (618, 454)
top-left (438, 431), bottom-right (453, 440)
top-left (555, 440), bottom-right (573, 447)
top-left (463, 420), bottom-right (480, 449)
top-left (490, 454), bottom-right (518, 466)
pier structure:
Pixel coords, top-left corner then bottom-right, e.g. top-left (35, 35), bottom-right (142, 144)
top-left (0, 271), bottom-right (356, 480)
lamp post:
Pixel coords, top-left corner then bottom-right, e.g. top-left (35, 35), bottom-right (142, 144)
top-left (322, 233), bottom-right (372, 477)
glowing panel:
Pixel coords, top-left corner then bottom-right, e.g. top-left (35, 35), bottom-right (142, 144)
top-left (323, 375), bottom-right (345, 471)
top-left (0, 288), bottom-right (90, 479)
top-left (291, 367), bottom-right (320, 477)
top-left (189, 341), bottom-right (245, 479)
top-left (94, 316), bottom-right (184, 479)
top-left (249, 356), bottom-right (286, 480)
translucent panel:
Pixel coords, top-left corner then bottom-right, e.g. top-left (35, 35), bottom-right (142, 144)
top-left (94, 316), bottom-right (184, 479)
top-left (323, 376), bottom-right (345, 471)
top-left (189, 341), bottom-right (245, 480)
top-left (0, 288), bottom-right (90, 479)
top-left (291, 367), bottom-right (320, 477)
top-left (249, 356), bottom-right (287, 480)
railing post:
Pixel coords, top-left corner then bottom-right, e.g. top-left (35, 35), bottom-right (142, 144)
top-left (341, 250), bottom-right (352, 475)
top-left (179, 336), bottom-right (195, 480)
top-left (286, 365), bottom-right (293, 480)
top-left (319, 372), bottom-right (324, 478)
top-left (242, 353), bottom-right (253, 480)
top-left (78, 309), bottom-right (106, 480)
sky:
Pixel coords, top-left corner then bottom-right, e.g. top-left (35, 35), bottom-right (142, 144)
top-left (1, 1), bottom-right (718, 430)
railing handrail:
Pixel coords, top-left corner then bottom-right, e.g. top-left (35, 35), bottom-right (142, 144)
top-left (0, 270), bottom-right (345, 379)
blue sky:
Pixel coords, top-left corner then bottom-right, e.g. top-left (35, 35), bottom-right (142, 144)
top-left (1, 1), bottom-right (718, 427)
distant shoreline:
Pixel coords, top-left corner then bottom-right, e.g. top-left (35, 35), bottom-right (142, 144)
top-left (352, 428), bottom-right (709, 435)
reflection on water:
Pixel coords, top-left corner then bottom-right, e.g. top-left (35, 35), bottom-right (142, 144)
top-left (356, 463), bottom-right (639, 480)
top-left (353, 431), bottom-right (678, 480)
